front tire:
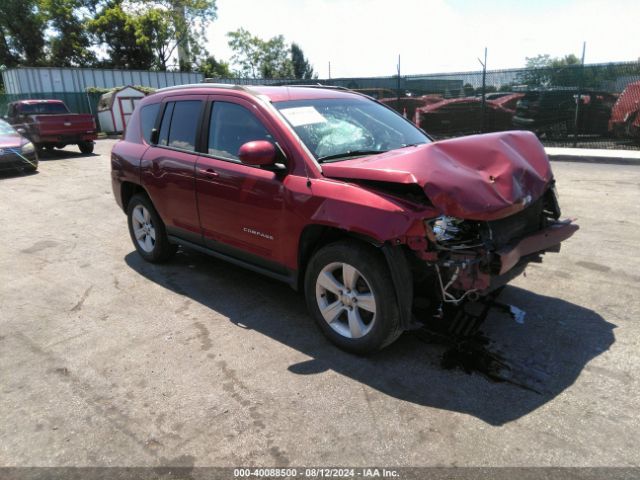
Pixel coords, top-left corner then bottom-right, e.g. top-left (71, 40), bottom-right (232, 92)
top-left (304, 240), bottom-right (403, 354)
top-left (127, 194), bottom-right (176, 263)
top-left (78, 141), bottom-right (94, 154)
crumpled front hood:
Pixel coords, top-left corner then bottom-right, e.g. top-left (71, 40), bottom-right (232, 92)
top-left (321, 130), bottom-right (553, 221)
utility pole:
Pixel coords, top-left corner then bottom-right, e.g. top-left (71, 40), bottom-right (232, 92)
top-left (396, 54), bottom-right (401, 111)
top-left (478, 47), bottom-right (487, 133)
top-left (573, 41), bottom-right (586, 147)
top-left (175, 4), bottom-right (191, 71)
top-left (328, 61), bottom-right (331, 80)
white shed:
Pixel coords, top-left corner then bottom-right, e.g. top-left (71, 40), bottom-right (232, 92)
top-left (97, 86), bottom-right (146, 134)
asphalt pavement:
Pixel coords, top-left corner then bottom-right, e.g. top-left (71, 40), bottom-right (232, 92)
top-left (0, 140), bottom-right (639, 468)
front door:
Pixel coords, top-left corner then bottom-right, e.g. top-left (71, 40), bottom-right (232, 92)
top-left (195, 97), bottom-right (287, 266)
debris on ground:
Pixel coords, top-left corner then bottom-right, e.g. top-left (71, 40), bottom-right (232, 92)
top-left (414, 294), bottom-right (547, 393)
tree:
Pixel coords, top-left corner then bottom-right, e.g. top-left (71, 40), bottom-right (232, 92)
top-left (519, 53), bottom-right (582, 87)
top-left (477, 85), bottom-right (497, 94)
top-left (259, 35), bottom-right (293, 79)
top-left (91, 1), bottom-right (219, 71)
top-left (463, 83), bottom-right (475, 96)
top-left (0, 0), bottom-right (47, 67)
top-left (518, 53), bottom-right (640, 90)
top-left (40, 0), bottom-right (98, 67)
top-left (135, 8), bottom-right (178, 70)
top-left (197, 55), bottom-right (231, 78)
top-left (227, 28), bottom-right (263, 78)
top-left (127, 0), bottom-right (217, 71)
top-left (227, 29), bottom-right (314, 79)
top-left (89, 1), bottom-right (156, 70)
top-left (291, 43), bottom-right (315, 79)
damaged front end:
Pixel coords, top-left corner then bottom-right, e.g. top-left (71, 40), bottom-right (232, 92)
top-left (321, 130), bottom-right (578, 322)
top-left (414, 184), bottom-right (578, 308)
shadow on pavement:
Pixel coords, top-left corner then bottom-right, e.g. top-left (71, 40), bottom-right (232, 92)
top-left (0, 169), bottom-right (38, 179)
top-left (125, 248), bottom-right (615, 426)
top-left (37, 147), bottom-right (97, 161)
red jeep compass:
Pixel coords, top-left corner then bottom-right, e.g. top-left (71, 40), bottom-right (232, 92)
top-left (111, 84), bottom-right (577, 353)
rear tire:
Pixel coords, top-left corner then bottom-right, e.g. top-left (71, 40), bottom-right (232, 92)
top-left (304, 240), bottom-right (403, 354)
top-left (127, 193), bottom-right (177, 263)
top-left (78, 141), bottom-right (94, 154)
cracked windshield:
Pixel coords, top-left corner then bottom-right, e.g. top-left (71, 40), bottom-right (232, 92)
top-left (276, 98), bottom-right (430, 162)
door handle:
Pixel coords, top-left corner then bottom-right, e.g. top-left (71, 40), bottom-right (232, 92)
top-left (198, 168), bottom-right (219, 178)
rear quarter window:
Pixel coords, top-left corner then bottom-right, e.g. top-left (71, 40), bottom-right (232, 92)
top-left (140, 103), bottom-right (160, 144)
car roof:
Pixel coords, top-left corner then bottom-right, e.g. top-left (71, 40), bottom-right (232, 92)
top-left (14, 99), bottom-right (65, 104)
top-left (151, 83), bottom-right (367, 103)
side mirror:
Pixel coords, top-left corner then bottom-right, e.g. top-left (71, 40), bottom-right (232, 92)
top-left (238, 140), bottom-right (276, 166)
top-left (16, 127), bottom-right (26, 135)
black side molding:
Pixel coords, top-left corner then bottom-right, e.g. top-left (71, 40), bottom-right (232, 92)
top-left (168, 235), bottom-right (298, 288)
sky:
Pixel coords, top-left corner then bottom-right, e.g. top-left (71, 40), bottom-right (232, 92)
top-left (205, 0), bottom-right (640, 78)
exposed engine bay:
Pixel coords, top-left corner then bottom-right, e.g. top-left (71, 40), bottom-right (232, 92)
top-left (424, 185), bottom-right (566, 302)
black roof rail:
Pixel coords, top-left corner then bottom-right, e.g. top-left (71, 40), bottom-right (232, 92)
top-left (155, 83), bottom-right (254, 93)
top-left (284, 84), bottom-right (352, 91)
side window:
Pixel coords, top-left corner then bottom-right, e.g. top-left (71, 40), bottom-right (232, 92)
top-left (207, 102), bottom-right (273, 160)
top-left (158, 102), bottom-right (174, 146)
top-left (167, 100), bottom-right (202, 151)
top-left (157, 100), bottom-right (202, 151)
top-left (140, 103), bottom-right (160, 144)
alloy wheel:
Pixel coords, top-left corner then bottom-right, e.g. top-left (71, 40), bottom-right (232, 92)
top-left (315, 262), bottom-right (377, 339)
top-left (131, 205), bottom-right (156, 253)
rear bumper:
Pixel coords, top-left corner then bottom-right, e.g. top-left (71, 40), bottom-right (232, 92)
top-left (32, 132), bottom-right (97, 145)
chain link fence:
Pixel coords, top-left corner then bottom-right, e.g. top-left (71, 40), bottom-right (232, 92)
top-left (215, 61), bottom-right (640, 150)
top-left (2, 62), bottom-right (639, 149)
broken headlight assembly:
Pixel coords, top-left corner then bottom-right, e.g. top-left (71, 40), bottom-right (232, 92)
top-left (425, 215), bottom-right (484, 250)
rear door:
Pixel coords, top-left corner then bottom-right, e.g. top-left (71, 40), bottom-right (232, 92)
top-left (194, 96), bottom-right (287, 267)
top-left (141, 95), bottom-right (205, 242)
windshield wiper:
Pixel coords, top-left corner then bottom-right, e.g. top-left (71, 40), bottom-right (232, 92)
top-left (317, 149), bottom-right (387, 163)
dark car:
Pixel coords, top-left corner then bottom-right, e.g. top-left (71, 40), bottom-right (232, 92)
top-left (0, 119), bottom-right (38, 173)
top-left (512, 89), bottom-right (617, 137)
top-left (111, 84), bottom-right (577, 353)
top-left (6, 99), bottom-right (97, 154)
top-left (415, 94), bottom-right (523, 137)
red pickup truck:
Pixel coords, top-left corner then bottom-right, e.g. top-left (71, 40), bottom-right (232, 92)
top-left (6, 99), bottom-right (97, 154)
